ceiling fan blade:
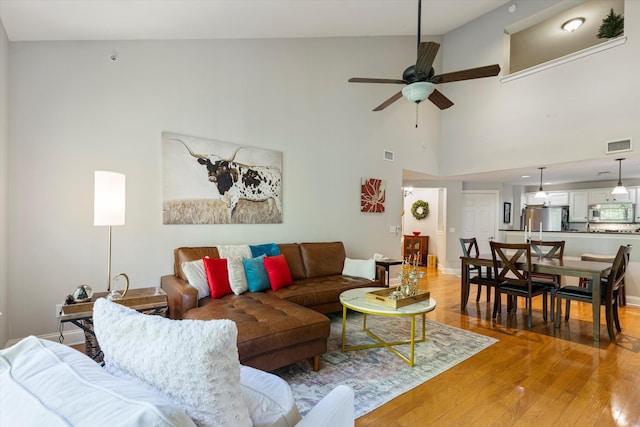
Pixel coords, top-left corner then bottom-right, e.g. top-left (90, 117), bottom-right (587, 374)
top-left (349, 77), bottom-right (405, 84)
top-left (431, 64), bottom-right (501, 84)
top-left (415, 42), bottom-right (440, 78)
top-left (373, 91), bottom-right (403, 111)
top-left (428, 89), bottom-right (454, 110)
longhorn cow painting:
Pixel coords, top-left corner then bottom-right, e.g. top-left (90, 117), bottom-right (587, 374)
top-left (162, 132), bottom-right (283, 224)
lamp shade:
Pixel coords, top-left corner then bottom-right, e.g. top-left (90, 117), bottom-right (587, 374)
top-left (611, 158), bottom-right (628, 195)
top-left (611, 185), bottom-right (628, 195)
top-left (535, 167), bottom-right (547, 199)
top-left (401, 82), bottom-right (435, 103)
top-left (94, 171), bottom-right (126, 226)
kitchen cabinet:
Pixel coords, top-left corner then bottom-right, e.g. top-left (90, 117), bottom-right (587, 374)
top-left (633, 188), bottom-right (640, 222)
top-left (525, 191), bottom-right (568, 206)
top-left (589, 189), bottom-right (635, 204)
top-left (525, 192), bottom-right (545, 205)
top-left (569, 191), bottom-right (589, 222)
top-left (548, 192), bottom-right (569, 205)
top-left (403, 235), bottom-right (428, 266)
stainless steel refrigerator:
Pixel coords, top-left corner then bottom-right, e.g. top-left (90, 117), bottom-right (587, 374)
top-left (522, 205), bottom-right (569, 231)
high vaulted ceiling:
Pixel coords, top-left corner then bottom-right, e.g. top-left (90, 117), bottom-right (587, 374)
top-left (2, 0), bottom-right (637, 187)
top-left (0, 0), bottom-right (511, 41)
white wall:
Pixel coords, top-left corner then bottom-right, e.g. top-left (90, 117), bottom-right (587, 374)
top-left (440, 0), bottom-right (640, 176)
top-left (419, 0), bottom-right (640, 281)
top-left (403, 187), bottom-right (438, 262)
top-left (0, 19), bottom-right (8, 346)
top-left (6, 36), bottom-right (444, 342)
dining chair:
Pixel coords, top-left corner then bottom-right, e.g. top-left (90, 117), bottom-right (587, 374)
top-left (579, 249), bottom-right (628, 307)
top-left (490, 241), bottom-right (549, 329)
top-left (555, 245), bottom-right (630, 342)
top-left (459, 237), bottom-right (494, 305)
top-left (528, 240), bottom-right (565, 321)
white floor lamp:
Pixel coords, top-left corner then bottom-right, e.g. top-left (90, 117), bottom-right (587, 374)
top-left (94, 171), bottom-right (128, 298)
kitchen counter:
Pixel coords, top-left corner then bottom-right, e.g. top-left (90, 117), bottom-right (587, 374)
top-left (500, 229), bottom-right (640, 234)
top-left (500, 229), bottom-right (638, 258)
top-left (497, 230), bottom-right (639, 306)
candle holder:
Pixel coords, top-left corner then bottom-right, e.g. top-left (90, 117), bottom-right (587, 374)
top-left (389, 255), bottom-right (425, 299)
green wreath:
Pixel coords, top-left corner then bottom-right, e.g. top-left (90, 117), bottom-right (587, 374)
top-left (411, 200), bottom-right (429, 220)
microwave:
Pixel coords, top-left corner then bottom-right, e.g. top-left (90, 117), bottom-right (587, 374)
top-left (588, 203), bottom-right (635, 223)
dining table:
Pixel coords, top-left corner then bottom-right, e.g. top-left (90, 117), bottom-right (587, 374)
top-left (460, 254), bottom-right (613, 342)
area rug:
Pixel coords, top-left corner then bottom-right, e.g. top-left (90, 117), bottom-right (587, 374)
top-left (273, 312), bottom-right (497, 418)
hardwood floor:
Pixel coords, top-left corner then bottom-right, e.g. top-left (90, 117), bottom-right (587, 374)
top-left (356, 268), bottom-right (640, 427)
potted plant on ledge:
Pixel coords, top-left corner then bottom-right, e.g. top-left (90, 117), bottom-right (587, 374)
top-left (597, 8), bottom-right (624, 39)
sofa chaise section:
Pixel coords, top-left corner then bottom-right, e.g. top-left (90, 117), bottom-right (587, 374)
top-left (160, 241), bottom-right (385, 372)
top-left (184, 292), bottom-right (330, 372)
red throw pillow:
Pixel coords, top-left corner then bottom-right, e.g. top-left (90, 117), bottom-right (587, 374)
top-left (263, 254), bottom-right (293, 291)
top-left (203, 258), bottom-right (232, 299)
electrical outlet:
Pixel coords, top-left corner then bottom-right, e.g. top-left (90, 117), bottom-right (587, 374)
top-left (55, 304), bottom-right (63, 318)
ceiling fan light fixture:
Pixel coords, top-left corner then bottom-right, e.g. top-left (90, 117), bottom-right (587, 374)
top-left (402, 81), bottom-right (435, 103)
top-left (562, 17), bottom-right (585, 32)
top-left (612, 158), bottom-right (628, 194)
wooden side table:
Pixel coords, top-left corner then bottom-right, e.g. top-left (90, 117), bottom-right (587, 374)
top-left (59, 287), bottom-right (168, 363)
top-left (375, 259), bottom-right (404, 287)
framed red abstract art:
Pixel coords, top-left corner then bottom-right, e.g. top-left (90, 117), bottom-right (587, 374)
top-left (360, 178), bottom-right (386, 213)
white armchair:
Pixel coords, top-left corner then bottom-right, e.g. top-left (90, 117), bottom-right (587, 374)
top-left (1, 336), bottom-right (354, 427)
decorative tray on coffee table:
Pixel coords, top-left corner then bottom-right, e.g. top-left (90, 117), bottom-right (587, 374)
top-left (366, 288), bottom-right (430, 309)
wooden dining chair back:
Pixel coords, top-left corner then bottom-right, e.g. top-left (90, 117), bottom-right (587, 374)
top-left (490, 241), bottom-right (549, 329)
top-left (460, 237), bottom-right (480, 259)
top-left (529, 240), bottom-right (565, 260)
top-left (555, 244), bottom-right (630, 342)
top-left (459, 238), bottom-right (493, 305)
top-left (529, 240), bottom-right (565, 320)
top-left (579, 247), bottom-right (629, 307)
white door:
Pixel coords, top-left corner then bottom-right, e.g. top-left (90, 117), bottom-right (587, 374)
top-left (461, 192), bottom-right (498, 254)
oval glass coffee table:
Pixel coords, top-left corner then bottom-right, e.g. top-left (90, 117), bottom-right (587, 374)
top-left (339, 287), bottom-right (436, 367)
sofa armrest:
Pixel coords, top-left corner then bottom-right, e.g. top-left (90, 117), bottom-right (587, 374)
top-left (160, 274), bottom-right (199, 319)
top-left (296, 385), bottom-right (354, 427)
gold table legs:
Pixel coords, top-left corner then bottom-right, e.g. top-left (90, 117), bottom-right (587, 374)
top-left (341, 305), bottom-right (426, 367)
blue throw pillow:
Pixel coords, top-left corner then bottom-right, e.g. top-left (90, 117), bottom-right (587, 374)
top-left (243, 255), bottom-right (271, 292)
top-left (250, 243), bottom-right (281, 258)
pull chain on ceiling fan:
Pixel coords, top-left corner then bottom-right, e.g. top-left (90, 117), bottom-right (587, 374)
top-left (348, 0), bottom-right (501, 123)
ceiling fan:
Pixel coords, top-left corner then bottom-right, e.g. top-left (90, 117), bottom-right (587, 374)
top-left (348, 0), bottom-right (501, 113)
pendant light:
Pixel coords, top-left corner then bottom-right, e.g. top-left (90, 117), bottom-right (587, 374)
top-left (535, 167), bottom-right (548, 198)
top-left (612, 158), bottom-right (628, 194)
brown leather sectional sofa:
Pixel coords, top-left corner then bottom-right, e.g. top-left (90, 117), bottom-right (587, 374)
top-left (160, 241), bottom-right (385, 372)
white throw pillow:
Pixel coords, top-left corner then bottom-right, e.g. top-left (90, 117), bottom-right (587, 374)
top-left (182, 258), bottom-right (210, 298)
top-left (227, 256), bottom-right (249, 295)
top-left (217, 244), bottom-right (252, 259)
top-left (93, 299), bottom-right (252, 427)
top-left (342, 257), bottom-right (376, 280)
